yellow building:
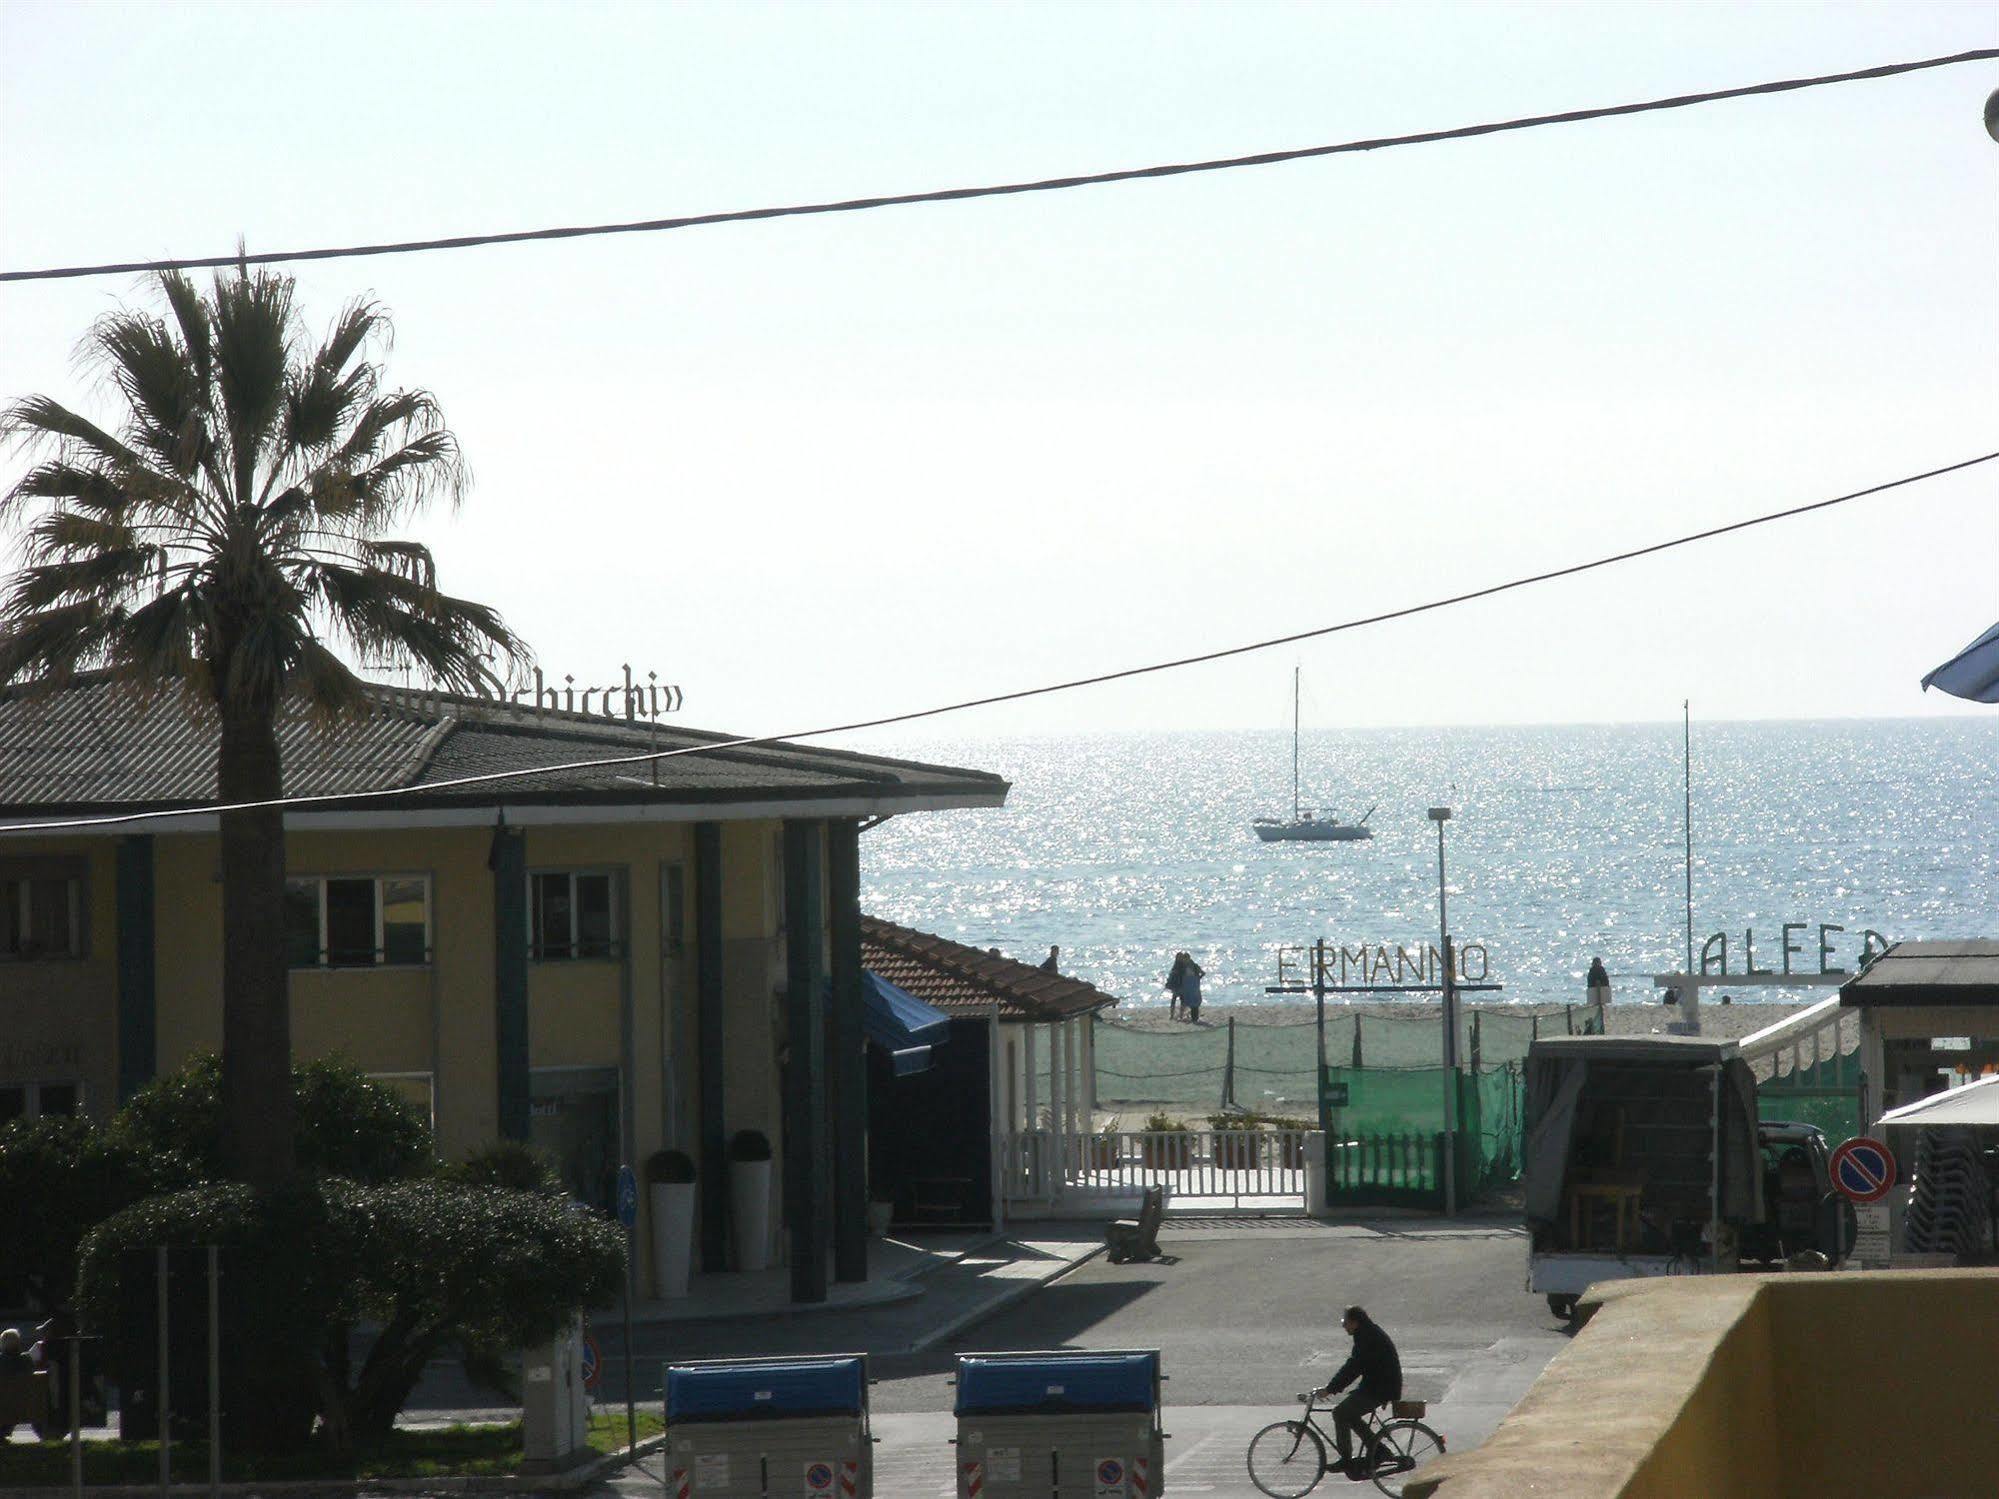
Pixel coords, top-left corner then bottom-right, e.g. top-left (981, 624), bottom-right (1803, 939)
top-left (0, 676), bottom-right (1007, 1303)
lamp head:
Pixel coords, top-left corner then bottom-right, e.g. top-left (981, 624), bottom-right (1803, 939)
top-left (1427, 807), bottom-right (1452, 823)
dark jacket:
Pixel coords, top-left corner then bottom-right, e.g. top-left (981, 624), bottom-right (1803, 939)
top-left (1328, 1318), bottom-right (1402, 1404)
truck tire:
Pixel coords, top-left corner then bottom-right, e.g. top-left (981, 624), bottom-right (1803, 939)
top-left (1545, 1293), bottom-right (1579, 1321)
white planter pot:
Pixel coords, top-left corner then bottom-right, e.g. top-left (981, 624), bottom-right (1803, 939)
top-left (730, 1158), bottom-right (773, 1272)
top-left (649, 1181), bottom-right (697, 1298)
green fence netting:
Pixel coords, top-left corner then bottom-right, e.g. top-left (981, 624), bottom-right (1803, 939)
top-left (1094, 1004), bottom-right (1604, 1112)
top-left (1323, 1063), bottom-right (1524, 1192)
top-left (1756, 1049), bottom-right (1864, 1144)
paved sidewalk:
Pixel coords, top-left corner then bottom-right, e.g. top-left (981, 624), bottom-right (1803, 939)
top-left (617, 1229), bottom-right (992, 1326)
top-left (400, 1224), bottom-right (1108, 1422)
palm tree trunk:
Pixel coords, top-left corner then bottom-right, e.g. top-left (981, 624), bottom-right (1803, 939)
top-left (217, 703), bottom-right (297, 1188)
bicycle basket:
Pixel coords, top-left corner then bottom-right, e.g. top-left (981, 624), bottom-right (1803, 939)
top-left (1392, 1400), bottom-right (1427, 1419)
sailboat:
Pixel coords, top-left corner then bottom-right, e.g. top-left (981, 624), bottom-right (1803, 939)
top-left (1251, 667), bottom-right (1375, 842)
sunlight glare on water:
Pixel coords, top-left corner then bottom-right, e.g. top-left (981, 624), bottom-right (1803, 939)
top-left (858, 720), bottom-right (1999, 1010)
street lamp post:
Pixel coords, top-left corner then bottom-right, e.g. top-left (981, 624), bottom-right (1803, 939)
top-left (1428, 807), bottom-right (1458, 1216)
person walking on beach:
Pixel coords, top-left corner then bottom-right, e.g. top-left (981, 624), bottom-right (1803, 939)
top-left (1165, 952), bottom-right (1205, 1023)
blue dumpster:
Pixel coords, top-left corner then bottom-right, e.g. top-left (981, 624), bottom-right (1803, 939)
top-left (666, 1354), bottom-right (871, 1497)
top-left (953, 1349), bottom-right (1164, 1497)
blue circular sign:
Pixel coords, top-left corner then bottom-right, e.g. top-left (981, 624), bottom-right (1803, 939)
top-left (806, 1462), bottom-right (833, 1490)
top-left (1830, 1137), bottom-right (1896, 1204)
top-left (616, 1163), bottom-right (639, 1228)
top-left (1098, 1458), bottom-right (1125, 1485)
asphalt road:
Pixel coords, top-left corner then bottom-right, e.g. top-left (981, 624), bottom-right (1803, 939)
top-left (607, 1219), bottom-right (1569, 1498)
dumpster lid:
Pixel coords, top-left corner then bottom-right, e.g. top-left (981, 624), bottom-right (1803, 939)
top-left (666, 1356), bottom-right (866, 1421)
top-left (954, 1352), bottom-right (1158, 1415)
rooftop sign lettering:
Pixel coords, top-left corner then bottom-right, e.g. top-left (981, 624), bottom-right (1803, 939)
top-left (1275, 940), bottom-right (1491, 988)
top-left (378, 665), bottom-right (684, 723)
top-left (1698, 923), bottom-right (1888, 978)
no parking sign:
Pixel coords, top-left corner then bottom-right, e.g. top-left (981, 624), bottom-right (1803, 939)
top-left (1094, 1456), bottom-right (1127, 1497)
top-left (1830, 1136), bottom-right (1897, 1204)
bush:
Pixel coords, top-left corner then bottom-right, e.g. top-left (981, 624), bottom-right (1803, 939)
top-left (0, 1115), bottom-right (192, 1313)
top-left (646, 1148), bottom-right (696, 1184)
top-left (112, 1054), bottom-right (433, 1184)
top-left (728, 1129), bottom-right (771, 1163)
top-left (1206, 1112), bottom-right (1263, 1131)
top-left (1142, 1113), bottom-right (1188, 1133)
top-left (447, 1140), bottom-right (565, 1196)
top-left (78, 1177), bottom-right (625, 1452)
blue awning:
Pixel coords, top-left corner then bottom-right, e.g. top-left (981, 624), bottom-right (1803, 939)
top-left (864, 971), bottom-right (951, 1076)
top-left (1923, 620), bottom-right (1999, 704)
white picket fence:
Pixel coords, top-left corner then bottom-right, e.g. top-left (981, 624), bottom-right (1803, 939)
top-left (999, 1127), bottom-right (1310, 1212)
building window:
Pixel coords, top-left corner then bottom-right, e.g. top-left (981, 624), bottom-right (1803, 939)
top-left (285, 875), bottom-right (431, 968)
top-left (531, 871), bottom-right (619, 961)
top-left (0, 1080), bottom-right (82, 1122)
top-left (0, 873), bottom-right (82, 960)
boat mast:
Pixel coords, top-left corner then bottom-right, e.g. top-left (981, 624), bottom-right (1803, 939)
top-left (1292, 665), bottom-right (1301, 821)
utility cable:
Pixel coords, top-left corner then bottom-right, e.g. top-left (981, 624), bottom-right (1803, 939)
top-left (3, 448), bottom-right (1992, 834)
top-left (2, 49), bottom-right (1993, 284)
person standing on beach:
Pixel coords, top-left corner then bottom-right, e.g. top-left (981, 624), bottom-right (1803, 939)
top-left (1165, 952), bottom-right (1205, 1024)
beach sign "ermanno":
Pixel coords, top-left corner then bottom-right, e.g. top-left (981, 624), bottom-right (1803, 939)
top-left (1275, 941), bottom-right (1492, 988)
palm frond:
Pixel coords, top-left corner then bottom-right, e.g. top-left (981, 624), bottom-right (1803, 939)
top-left (4, 269), bottom-right (509, 717)
top-left (89, 308), bottom-right (212, 479)
top-left (1, 394), bottom-right (150, 476)
top-left (210, 268), bottom-right (297, 501)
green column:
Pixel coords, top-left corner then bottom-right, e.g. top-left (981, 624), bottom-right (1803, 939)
top-left (115, 835), bottom-right (157, 1103)
top-left (828, 820), bottom-right (868, 1283)
top-left (782, 820), bottom-right (829, 1304)
top-left (489, 823), bottom-right (529, 1142)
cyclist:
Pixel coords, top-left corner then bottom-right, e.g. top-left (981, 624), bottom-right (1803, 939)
top-left (1312, 1305), bottom-right (1402, 1479)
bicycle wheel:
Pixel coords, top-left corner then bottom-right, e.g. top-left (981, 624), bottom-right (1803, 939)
top-left (1368, 1419), bottom-right (1446, 1497)
top-left (1247, 1419), bottom-right (1330, 1497)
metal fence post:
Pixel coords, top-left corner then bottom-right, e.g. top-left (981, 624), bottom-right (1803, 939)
top-left (155, 1246), bottom-right (171, 1498)
top-left (68, 1334), bottom-right (82, 1499)
top-left (208, 1245), bottom-right (221, 1499)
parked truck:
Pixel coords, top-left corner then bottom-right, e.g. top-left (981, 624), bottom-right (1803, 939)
top-left (1524, 1035), bottom-right (1858, 1318)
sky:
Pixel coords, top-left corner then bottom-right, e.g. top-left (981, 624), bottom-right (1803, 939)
top-left (2, 2), bottom-right (1995, 744)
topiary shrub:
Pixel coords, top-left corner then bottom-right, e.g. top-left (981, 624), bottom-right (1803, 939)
top-left (728, 1129), bottom-right (771, 1163)
top-left (0, 1114), bottom-right (194, 1314)
top-left (111, 1054), bottom-right (433, 1184)
top-left (447, 1139), bottom-right (566, 1196)
top-left (647, 1148), bottom-right (697, 1184)
top-left (78, 1175), bottom-right (625, 1452)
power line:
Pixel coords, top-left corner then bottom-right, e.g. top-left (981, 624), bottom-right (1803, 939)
top-left (4, 49), bottom-right (1993, 285)
top-left (4, 448), bottom-right (1992, 835)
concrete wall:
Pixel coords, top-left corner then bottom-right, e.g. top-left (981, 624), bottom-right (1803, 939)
top-left (1410, 1268), bottom-right (1999, 1499)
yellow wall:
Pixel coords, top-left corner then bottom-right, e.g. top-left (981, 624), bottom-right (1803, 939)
top-left (1410, 1269), bottom-right (1999, 1499)
top-left (0, 813), bottom-right (833, 1290)
top-left (4, 819), bottom-right (787, 1165)
top-left (0, 839), bottom-right (120, 1117)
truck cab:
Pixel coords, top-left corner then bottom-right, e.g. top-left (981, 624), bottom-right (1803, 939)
top-left (1739, 1120), bottom-right (1853, 1267)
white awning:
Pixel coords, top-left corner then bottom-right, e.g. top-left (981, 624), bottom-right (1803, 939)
top-left (1876, 1076), bottom-right (1999, 1127)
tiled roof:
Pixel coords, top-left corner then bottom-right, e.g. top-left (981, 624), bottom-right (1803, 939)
top-left (861, 915), bottom-right (1121, 1022)
top-left (0, 674), bottom-right (1007, 819)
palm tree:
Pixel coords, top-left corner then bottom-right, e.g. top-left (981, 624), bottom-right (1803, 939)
top-left (1, 268), bottom-right (525, 1188)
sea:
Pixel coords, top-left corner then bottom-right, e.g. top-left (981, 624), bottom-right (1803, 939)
top-left (857, 719), bottom-right (1999, 1013)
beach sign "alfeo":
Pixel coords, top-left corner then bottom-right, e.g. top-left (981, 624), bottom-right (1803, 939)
top-left (1698, 923), bottom-right (1888, 979)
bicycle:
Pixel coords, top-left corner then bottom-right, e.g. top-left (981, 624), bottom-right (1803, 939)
top-left (1246, 1390), bottom-right (1447, 1497)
